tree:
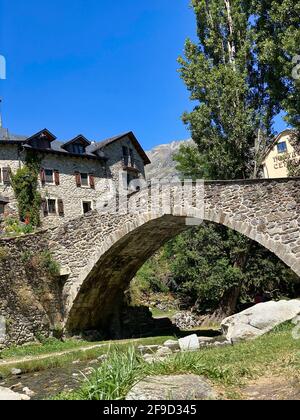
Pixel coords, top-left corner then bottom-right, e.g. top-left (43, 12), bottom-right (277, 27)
top-left (172, 0), bottom-right (300, 318)
top-left (251, 0), bottom-right (300, 132)
top-left (167, 223), bottom-right (299, 317)
top-left (176, 0), bottom-right (280, 180)
top-left (251, 0), bottom-right (300, 175)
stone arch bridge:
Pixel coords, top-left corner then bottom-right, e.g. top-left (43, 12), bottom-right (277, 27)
top-left (1, 178), bottom-right (300, 339)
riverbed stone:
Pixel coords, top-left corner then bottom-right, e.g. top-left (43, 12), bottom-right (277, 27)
top-left (126, 375), bottom-right (218, 400)
top-left (156, 346), bottom-right (173, 357)
top-left (138, 345), bottom-right (160, 355)
top-left (11, 368), bottom-right (22, 376)
top-left (179, 334), bottom-right (200, 351)
top-left (0, 386), bottom-right (30, 400)
top-left (163, 339), bottom-right (180, 351)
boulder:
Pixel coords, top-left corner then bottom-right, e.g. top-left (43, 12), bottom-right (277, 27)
top-left (0, 386), bottom-right (30, 401)
top-left (179, 334), bottom-right (200, 351)
top-left (126, 374), bottom-right (217, 400)
top-left (221, 300), bottom-right (300, 343)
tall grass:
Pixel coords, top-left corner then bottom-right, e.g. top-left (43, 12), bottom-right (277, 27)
top-left (56, 322), bottom-right (300, 400)
top-left (63, 347), bottom-right (145, 400)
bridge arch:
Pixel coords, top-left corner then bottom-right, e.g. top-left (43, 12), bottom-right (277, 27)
top-left (55, 179), bottom-right (300, 334)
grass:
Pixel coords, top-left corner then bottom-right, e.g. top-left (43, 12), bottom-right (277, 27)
top-left (54, 322), bottom-right (300, 400)
top-left (0, 336), bottom-right (173, 379)
top-left (1, 338), bottom-right (91, 359)
top-left (150, 307), bottom-right (178, 319)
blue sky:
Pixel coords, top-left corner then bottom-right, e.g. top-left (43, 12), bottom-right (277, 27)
top-left (0, 0), bottom-right (287, 150)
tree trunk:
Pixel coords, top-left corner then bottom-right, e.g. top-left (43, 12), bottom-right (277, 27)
top-left (224, 0), bottom-right (236, 68)
top-left (208, 242), bottom-right (253, 323)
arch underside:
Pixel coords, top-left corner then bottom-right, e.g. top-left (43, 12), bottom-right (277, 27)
top-left (65, 211), bottom-right (300, 334)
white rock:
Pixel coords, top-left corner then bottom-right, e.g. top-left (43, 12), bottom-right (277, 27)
top-left (0, 386), bottom-right (30, 400)
top-left (221, 300), bottom-right (300, 343)
top-left (11, 368), bottom-right (22, 376)
top-left (179, 334), bottom-right (200, 351)
top-left (22, 387), bottom-right (35, 397)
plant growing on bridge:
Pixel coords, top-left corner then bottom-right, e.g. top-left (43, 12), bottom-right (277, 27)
top-left (21, 250), bottom-right (60, 278)
top-left (11, 151), bottom-right (42, 227)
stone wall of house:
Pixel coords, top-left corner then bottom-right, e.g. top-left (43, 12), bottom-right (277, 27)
top-left (0, 232), bottom-right (64, 347)
top-left (104, 135), bottom-right (146, 184)
top-left (0, 138), bottom-right (147, 228)
top-left (37, 154), bottom-right (110, 228)
top-left (0, 144), bottom-right (21, 217)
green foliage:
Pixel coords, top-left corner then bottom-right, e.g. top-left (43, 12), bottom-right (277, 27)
top-left (168, 0), bottom-right (300, 318)
top-left (56, 323), bottom-right (300, 400)
top-left (11, 152), bottom-right (42, 227)
top-left (3, 217), bottom-right (34, 237)
top-left (39, 251), bottom-right (61, 277)
top-left (177, 0), bottom-right (300, 180)
top-left (75, 347), bottom-right (143, 400)
top-left (177, 0), bottom-right (279, 180)
top-left (251, 0), bottom-right (300, 131)
top-left (129, 249), bottom-right (170, 304)
top-left (167, 223), bottom-right (299, 312)
top-left (21, 250), bottom-right (60, 278)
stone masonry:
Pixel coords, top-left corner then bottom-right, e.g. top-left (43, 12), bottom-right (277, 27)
top-left (0, 178), bottom-right (300, 344)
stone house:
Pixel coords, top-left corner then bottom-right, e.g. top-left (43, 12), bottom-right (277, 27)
top-left (262, 129), bottom-right (299, 179)
top-left (0, 126), bottom-right (150, 227)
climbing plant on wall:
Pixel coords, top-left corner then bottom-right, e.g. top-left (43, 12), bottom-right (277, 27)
top-left (11, 151), bottom-right (42, 227)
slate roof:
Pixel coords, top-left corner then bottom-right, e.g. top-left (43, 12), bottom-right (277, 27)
top-left (0, 129), bottom-right (150, 164)
top-left (91, 131), bottom-right (151, 165)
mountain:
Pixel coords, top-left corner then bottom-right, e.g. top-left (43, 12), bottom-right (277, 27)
top-left (145, 139), bottom-right (193, 180)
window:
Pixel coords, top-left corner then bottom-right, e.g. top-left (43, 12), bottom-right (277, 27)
top-left (72, 144), bottom-right (85, 154)
top-left (45, 169), bottom-right (54, 184)
top-left (0, 167), bottom-right (11, 185)
top-left (83, 201), bottom-right (92, 214)
top-left (277, 142), bottom-right (287, 154)
top-left (122, 146), bottom-right (129, 166)
top-left (129, 149), bottom-right (134, 167)
top-left (81, 173), bottom-right (89, 186)
top-left (47, 199), bottom-right (56, 214)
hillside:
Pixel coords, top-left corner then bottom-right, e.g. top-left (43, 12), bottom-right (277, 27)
top-left (145, 139), bottom-right (193, 180)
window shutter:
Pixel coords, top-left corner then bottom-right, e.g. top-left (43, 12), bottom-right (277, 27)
top-left (54, 170), bottom-right (60, 186)
top-left (41, 198), bottom-right (48, 217)
top-left (75, 172), bottom-right (81, 187)
top-left (2, 167), bottom-right (11, 185)
top-left (40, 168), bottom-right (46, 185)
top-left (89, 173), bottom-right (95, 189)
top-left (57, 199), bottom-right (64, 216)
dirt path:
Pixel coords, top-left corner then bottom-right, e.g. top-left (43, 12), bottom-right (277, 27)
top-left (241, 376), bottom-right (300, 400)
